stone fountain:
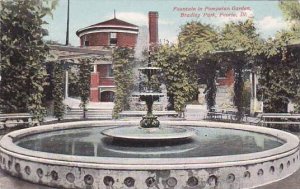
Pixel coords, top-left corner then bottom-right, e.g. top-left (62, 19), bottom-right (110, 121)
top-left (102, 53), bottom-right (195, 142)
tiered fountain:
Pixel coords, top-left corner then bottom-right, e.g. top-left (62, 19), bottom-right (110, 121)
top-left (0, 53), bottom-right (299, 189)
top-left (102, 53), bottom-right (195, 142)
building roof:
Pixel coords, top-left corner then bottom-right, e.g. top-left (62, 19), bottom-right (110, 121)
top-left (90, 18), bottom-right (138, 28)
top-left (76, 18), bottom-right (139, 37)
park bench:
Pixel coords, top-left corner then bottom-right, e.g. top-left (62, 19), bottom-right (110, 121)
top-left (260, 113), bottom-right (300, 129)
top-left (207, 110), bottom-right (248, 122)
top-left (207, 111), bottom-right (223, 120)
top-left (0, 113), bottom-right (39, 129)
top-left (65, 108), bottom-right (112, 120)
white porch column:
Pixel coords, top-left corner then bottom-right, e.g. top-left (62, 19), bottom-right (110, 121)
top-left (250, 71), bottom-right (258, 115)
top-left (65, 70), bottom-right (69, 99)
top-left (93, 64), bottom-right (97, 73)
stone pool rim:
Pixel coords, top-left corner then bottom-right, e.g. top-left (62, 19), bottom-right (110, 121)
top-left (0, 120), bottom-right (298, 170)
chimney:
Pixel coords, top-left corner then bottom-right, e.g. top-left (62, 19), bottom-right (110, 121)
top-left (148, 11), bottom-right (159, 46)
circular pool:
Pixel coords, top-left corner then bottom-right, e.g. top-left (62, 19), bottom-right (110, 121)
top-left (0, 120), bottom-right (299, 189)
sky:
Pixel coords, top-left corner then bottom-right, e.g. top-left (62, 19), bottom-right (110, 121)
top-left (44, 0), bottom-right (289, 46)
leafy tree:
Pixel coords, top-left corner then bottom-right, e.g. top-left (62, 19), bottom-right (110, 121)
top-left (177, 22), bottom-right (220, 112)
top-left (219, 20), bottom-right (262, 120)
top-left (233, 58), bottom-right (245, 119)
top-left (173, 20), bottom-right (263, 119)
top-left (178, 21), bottom-right (219, 58)
top-left (53, 62), bottom-right (65, 120)
top-left (155, 44), bottom-right (198, 114)
top-left (241, 80), bottom-right (251, 114)
top-left (279, 0), bottom-right (300, 38)
top-left (78, 58), bottom-right (92, 119)
top-left (258, 32), bottom-right (300, 113)
top-left (112, 48), bottom-right (135, 118)
top-left (290, 46), bottom-right (300, 113)
top-left (252, 0), bottom-right (300, 113)
top-left (0, 0), bottom-right (57, 120)
top-left (203, 59), bottom-right (217, 111)
top-left (278, 0), bottom-right (300, 112)
top-left (43, 63), bottom-right (54, 102)
top-left (219, 20), bottom-right (264, 56)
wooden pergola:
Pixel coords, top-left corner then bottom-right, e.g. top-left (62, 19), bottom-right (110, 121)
top-left (48, 45), bottom-right (112, 62)
top-left (47, 45), bottom-right (113, 98)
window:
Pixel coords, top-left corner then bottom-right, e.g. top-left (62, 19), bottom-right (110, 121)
top-left (108, 64), bottom-right (113, 77)
top-left (110, 32), bottom-right (117, 45)
top-left (83, 35), bottom-right (89, 46)
top-left (84, 40), bottom-right (89, 46)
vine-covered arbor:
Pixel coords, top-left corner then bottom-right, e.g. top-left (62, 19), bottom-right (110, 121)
top-left (153, 19), bottom-right (300, 119)
top-left (46, 45), bottom-right (111, 120)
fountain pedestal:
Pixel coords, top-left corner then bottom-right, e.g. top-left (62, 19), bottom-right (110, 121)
top-left (139, 93), bottom-right (160, 128)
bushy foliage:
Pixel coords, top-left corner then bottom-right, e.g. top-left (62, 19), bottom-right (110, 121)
top-left (219, 20), bottom-right (264, 55)
top-left (0, 0), bottom-right (57, 120)
top-left (173, 20), bottom-right (261, 115)
top-left (203, 59), bottom-right (217, 111)
top-left (248, 0), bottom-right (300, 113)
top-left (154, 44), bottom-right (198, 113)
top-left (258, 32), bottom-right (300, 112)
top-left (158, 14), bottom-right (300, 116)
top-left (159, 2), bottom-right (300, 116)
top-left (78, 58), bottom-right (92, 118)
top-left (219, 20), bottom-right (262, 119)
top-left (112, 48), bottom-right (135, 119)
top-left (279, 0), bottom-right (300, 39)
top-left (178, 22), bottom-right (219, 58)
top-left (177, 22), bottom-right (220, 112)
top-left (53, 62), bottom-right (65, 120)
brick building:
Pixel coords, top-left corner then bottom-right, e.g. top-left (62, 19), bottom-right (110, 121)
top-left (76, 17), bottom-right (140, 102)
top-left (76, 17), bottom-right (139, 48)
top-left (76, 12), bottom-right (159, 102)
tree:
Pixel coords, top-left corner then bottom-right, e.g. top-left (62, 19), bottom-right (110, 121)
top-left (52, 62), bottom-right (65, 120)
top-left (174, 20), bottom-right (263, 119)
top-left (252, 1), bottom-right (300, 113)
top-left (78, 58), bottom-right (92, 119)
top-left (155, 44), bottom-right (198, 114)
top-left (258, 32), bottom-right (300, 113)
top-left (203, 58), bottom-right (218, 111)
top-left (177, 22), bottom-right (220, 112)
top-left (279, 0), bottom-right (300, 39)
top-left (219, 20), bottom-right (262, 120)
top-left (178, 21), bottom-right (218, 58)
top-left (0, 0), bottom-right (57, 121)
top-left (112, 48), bottom-right (135, 119)
top-left (278, 0), bottom-right (300, 112)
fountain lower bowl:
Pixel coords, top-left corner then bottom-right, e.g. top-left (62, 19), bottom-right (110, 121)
top-left (101, 126), bottom-right (195, 141)
top-left (0, 120), bottom-right (299, 189)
